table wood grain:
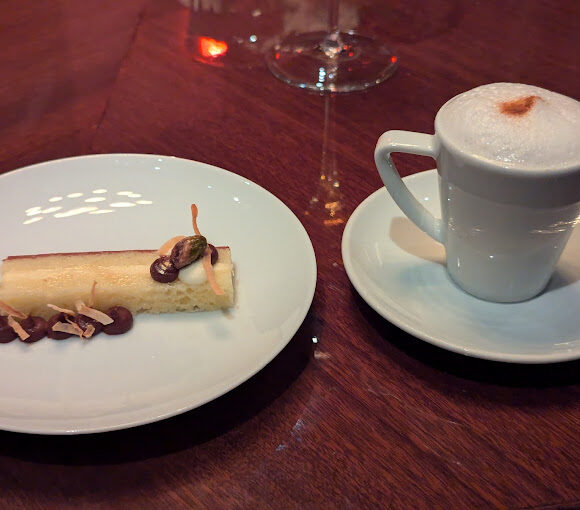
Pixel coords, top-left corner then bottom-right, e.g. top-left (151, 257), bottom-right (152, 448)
top-left (1, 0), bottom-right (579, 508)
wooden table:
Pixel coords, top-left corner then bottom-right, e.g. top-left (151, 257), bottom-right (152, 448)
top-left (1, 1), bottom-right (579, 508)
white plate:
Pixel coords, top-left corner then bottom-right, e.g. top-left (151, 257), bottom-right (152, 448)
top-left (0, 154), bottom-right (316, 434)
top-left (342, 169), bottom-right (580, 364)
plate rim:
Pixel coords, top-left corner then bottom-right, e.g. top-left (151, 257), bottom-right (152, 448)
top-left (342, 169), bottom-right (580, 364)
top-left (0, 153), bottom-right (317, 434)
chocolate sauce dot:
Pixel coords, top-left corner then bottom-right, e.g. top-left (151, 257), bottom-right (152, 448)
top-left (209, 244), bottom-right (218, 265)
top-left (103, 306), bottom-right (133, 335)
top-left (20, 316), bottom-right (48, 343)
top-left (0, 317), bottom-right (17, 343)
top-left (150, 256), bottom-right (179, 283)
top-left (47, 312), bottom-right (75, 340)
top-left (75, 314), bottom-right (103, 337)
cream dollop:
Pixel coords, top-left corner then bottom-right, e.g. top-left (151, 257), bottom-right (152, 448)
top-left (178, 259), bottom-right (207, 285)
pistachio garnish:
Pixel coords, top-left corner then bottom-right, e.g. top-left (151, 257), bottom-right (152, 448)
top-left (169, 235), bottom-right (207, 269)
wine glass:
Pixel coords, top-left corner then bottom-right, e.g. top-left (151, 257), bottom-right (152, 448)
top-left (266, 0), bottom-right (397, 92)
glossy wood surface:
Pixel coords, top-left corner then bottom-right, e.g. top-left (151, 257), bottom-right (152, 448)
top-left (1, 1), bottom-right (579, 508)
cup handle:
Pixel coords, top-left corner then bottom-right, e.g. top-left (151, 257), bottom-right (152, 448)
top-left (374, 130), bottom-right (444, 244)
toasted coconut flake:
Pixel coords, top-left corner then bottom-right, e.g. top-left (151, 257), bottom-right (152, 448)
top-left (158, 236), bottom-right (186, 256)
top-left (65, 317), bottom-right (85, 338)
top-left (52, 321), bottom-right (81, 335)
top-left (191, 204), bottom-right (201, 236)
top-left (47, 303), bottom-right (76, 316)
top-left (7, 316), bottom-right (29, 340)
top-left (75, 300), bottom-right (114, 325)
top-left (88, 281), bottom-right (97, 308)
top-left (83, 324), bottom-right (96, 339)
top-left (0, 301), bottom-right (27, 319)
top-left (202, 248), bottom-right (224, 296)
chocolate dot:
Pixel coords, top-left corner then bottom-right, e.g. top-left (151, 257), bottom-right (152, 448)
top-left (75, 314), bottom-right (103, 338)
top-left (103, 306), bottom-right (133, 335)
top-left (47, 312), bottom-right (75, 340)
top-left (209, 244), bottom-right (218, 265)
top-left (20, 316), bottom-right (48, 343)
top-left (0, 317), bottom-right (16, 343)
top-left (150, 256), bottom-right (179, 283)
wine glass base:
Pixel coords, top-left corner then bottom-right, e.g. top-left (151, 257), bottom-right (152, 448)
top-left (266, 31), bottom-right (397, 93)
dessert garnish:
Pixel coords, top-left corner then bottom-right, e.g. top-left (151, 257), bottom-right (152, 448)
top-left (19, 316), bottom-right (48, 343)
top-left (0, 282), bottom-right (134, 343)
top-left (0, 300), bottom-right (27, 319)
top-left (103, 306), bottom-right (134, 335)
top-left (498, 95), bottom-right (541, 116)
top-left (48, 312), bottom-right (78, 339)
top-left (149, 257), bottom-right (179, 283)
top-left (8, 315), bottom-right (33, 342)
top-left (170, 235), bottom-right (207, 269)
top-left (0, 316), bottom-right (17, 343)
top-left (150, 204), bottom-right (225, 295)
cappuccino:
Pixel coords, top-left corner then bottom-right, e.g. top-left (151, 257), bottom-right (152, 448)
top-left (375, 82), bottom-right (580, 302)
top-left (436, 83), bottom-right (580, 169)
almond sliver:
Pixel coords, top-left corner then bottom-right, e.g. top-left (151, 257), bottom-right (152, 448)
top-left (7, 316), bottom-right (29, 340)
top-left (75, 301), bottom-right (113, 325)
top-left (0, 301), bottom-right (27, 319)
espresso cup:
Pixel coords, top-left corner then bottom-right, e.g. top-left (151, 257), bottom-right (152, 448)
top-left (374, 83), bottom-right (580, 302)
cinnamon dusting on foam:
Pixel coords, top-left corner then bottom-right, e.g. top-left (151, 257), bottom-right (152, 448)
top-left (498, 95), bottom-right (541, 116)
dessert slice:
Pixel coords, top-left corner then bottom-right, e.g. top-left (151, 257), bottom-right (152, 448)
top-left (0, 247), bottom-right (234, 320)
top-left (0, 204), bottom-right (235, 325)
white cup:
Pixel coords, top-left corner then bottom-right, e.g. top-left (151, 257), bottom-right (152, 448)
top-left (374, 84), bottom-right (580, 302)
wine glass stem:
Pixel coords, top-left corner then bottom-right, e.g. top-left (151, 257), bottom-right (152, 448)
top-left (328, 0), bottom-right (339, 35)
top-left (323, 0), bottom-right (342, 57)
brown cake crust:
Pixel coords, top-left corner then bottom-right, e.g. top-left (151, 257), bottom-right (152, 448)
top-left (3, 247), bottom-right (228, 261)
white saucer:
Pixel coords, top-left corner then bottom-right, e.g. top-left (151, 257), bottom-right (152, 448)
top-left (342, 169), bottom-right (580, 364)
top-left (0, 154), bottom-right (316, 434)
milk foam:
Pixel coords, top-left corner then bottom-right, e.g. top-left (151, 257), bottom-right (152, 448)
top-left (437, 83), bottom-right (580, 169)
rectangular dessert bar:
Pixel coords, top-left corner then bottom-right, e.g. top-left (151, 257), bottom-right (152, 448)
top-left (0, 248), bottom-right (234, 319)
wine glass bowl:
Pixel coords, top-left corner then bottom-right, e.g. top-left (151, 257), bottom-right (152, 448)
top-left (266, 1), bottom-right (397, 93)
